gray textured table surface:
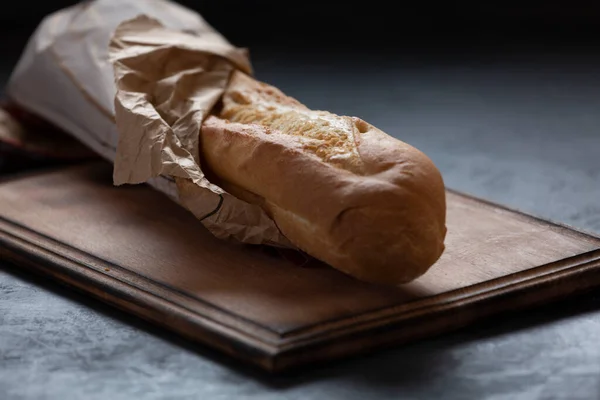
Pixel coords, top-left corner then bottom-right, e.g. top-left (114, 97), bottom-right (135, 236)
top-left (2, 48), bottom-right (600, 399)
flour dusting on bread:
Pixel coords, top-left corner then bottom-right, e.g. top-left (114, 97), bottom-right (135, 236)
top-left (220, 71), bottom-right (364, 174)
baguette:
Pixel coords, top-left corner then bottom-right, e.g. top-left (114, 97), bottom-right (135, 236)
top-left (200, 71), bottom-right (447, 285)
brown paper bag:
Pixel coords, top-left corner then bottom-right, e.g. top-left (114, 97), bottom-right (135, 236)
top-left (6, 0), bottom-right (292, 248)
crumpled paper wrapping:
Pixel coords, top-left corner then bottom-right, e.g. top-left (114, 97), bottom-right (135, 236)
top-left (7, 0), bottom-right (292, 248)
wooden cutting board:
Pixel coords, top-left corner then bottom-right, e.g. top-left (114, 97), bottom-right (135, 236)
top-left (1, 162), bottom-right (600, 372)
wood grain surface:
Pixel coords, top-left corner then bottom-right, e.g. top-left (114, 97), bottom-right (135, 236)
top-left (1, 162), bottom-right (600, 372)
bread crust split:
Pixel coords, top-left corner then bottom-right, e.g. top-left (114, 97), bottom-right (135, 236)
top-left (200, 71), bottom-right (447, 285)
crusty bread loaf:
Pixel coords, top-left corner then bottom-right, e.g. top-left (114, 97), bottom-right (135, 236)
top-left (200, 70), bottom-right (447, 285)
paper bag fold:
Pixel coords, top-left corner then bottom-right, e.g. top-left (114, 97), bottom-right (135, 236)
top-left (6, 0), bottom-right (293, 248)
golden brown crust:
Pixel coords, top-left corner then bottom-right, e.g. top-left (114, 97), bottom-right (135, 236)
top-left (200, 71), bottom-right (447, 285)
top-left (220, 71), bottom-right (365, 174)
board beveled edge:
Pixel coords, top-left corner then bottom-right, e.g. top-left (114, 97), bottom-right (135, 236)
top-left (445, 188), bottom-right (600, 245)
top-left (270, 251), bottom-right (600, 371)
top-left (0, 217), bottom-right (283, 368)
top-left (2, 198), bottom-right (600, 372)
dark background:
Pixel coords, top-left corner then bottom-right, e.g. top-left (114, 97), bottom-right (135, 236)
top-left (3, 1), bottom-right (600, 55)
top-left (3, 1), bottom-right (600, 93)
